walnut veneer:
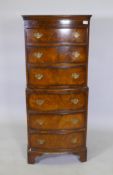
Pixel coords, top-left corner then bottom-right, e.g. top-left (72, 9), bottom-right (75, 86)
top-left (22, 15), bottom-right (92, 164)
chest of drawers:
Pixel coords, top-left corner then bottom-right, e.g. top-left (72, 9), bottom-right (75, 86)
top-left (22, 15), bottom-right (92, 164)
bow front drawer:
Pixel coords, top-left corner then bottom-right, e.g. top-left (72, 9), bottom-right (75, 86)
top-left (28, 66), bottom-right (86, 87)
top-left (27, 46), bottom-right (87, 64)
top-left (27, 89), bottom-right (88, 112)
top-left (29, 131), bottom-right (85, 149)
top-left (26, 28), bottom-right (87, 44)
top-left (29, 112), bottom-right (85, 130)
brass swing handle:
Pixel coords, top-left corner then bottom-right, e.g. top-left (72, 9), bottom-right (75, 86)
top-left (34, 52), bottom-right (43, 59)
top-left (35, 74), bottom-right (43, 80)
top-left (36, 99), bottom-right (45, 106)
top-left (71, 98), bottom-right (79, 105)
top-left (72, 51), bottom-right (80, 59)
top-left (71, 138), bottom-right (78, 144)
top-left (73, 31), bottom-right (80, 38)
top-left (36, 119), bottom-right (44, 126)
top-left (70, 118), bottom-right (79, 124)
top-left (37, 139), bottom-right (45, 145)
top-left (34, 32), bottom-right (43, 39)
top-left (71, 73), bottom-right (80, 79)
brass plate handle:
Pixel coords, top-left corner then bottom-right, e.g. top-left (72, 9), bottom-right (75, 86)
top-left (71, 138), bottom-right (77, 144)
top-left (70, 118), bottom-right (79, 124)
top-left (36, 119), bottom-right (44, 126)
top-left (72, 51), bottom-right (80, 59)
top-left (35, 74), bottom-right (43, 80)
top-left (36, 99), bottom-right (45, 106)
top-left (34, 32), bottom-right (43, 39)
top-left (72, 73), bottom-right (80, 79)
top-left (37, 139), bottom-right (45, 145)
top-left (71, 98), bottom-right (79, 105)
top-left (73, 31), bottom-right (80, 38)
top-left (34, 52), bottom-right (43, 59)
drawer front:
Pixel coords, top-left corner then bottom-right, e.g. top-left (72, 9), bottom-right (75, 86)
top-left (29, 132), bottom-right (85, 149)
top-left (29, 113), bottom-right (85, 130)
top-left (26, 28), bottom-right (87, 43)
top-left (28, 66), bottom-right (86, 86)
top-left (27, 46), bottom-right (87, 64)
top-left (27, 91), bottom-right (87, 112)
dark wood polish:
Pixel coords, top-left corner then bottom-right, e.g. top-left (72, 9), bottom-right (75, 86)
top-left (28, 66), bottom-right (87, 87)
top-left (27, 89), bottom-right (88, 112)
top-left (27, 46), bottom-right (88, 65)
top-left (26, 28), bottom-right (87, 44)
top-left (22, 15), bottom-right (92, 164)
top-left (29, 112), bottom-right (86, 130)
top-left (29, 131), bottom-right (85, 149)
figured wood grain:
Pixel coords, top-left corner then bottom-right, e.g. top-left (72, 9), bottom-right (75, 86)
top-left (29, 112), bottom-right (85, 130)
top-left (26, 28), bottom-right (87, 44)
top-left (27, 90), bottom-right (87, 112)
top-left (29, 131), bottom-right (85, 149)
top-left (28, 66), bottom-right (86, 86)
top-left (27, 46), bottom-right (87, 64)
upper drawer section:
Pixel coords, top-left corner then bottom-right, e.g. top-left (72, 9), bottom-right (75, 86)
top-left (26, 28), bottom-right (87, 44)
top-left (28, 65), bottom-right (86, 87)
top-left (27, 46), bottom-right (87, 65)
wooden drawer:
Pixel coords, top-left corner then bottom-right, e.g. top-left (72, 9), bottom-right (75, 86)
top-left (26, 28), bottom-right (87, 44)
top-left (29, 112), bottom-right (85, 130)
top-left (29, 131), bottom-right (85, 149)
top-left (28, 66), bottom-right (86, 87)
top-left (27, 46), bottom-right (87, 64)
top-left (27, 89), bottom-right (88, 112)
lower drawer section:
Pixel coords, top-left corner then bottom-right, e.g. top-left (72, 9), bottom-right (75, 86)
top-left (29, 112), bottom-right (86, 130)
top-left (27, 88), bottom-right (88, 112)
top-left (29, 131), bottom-right (85, 149)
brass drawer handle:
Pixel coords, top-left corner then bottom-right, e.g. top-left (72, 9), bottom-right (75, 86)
top-left (34, 32), bottom-right (43, 39)
top-left (34, 52), bottom-right (43, 59)
top-left (37, 139), bottom-right (45, 145)
top-left (35, 74), bottom-right (43, 80)
top-left (36, 119), bottom-right (44, 126)
top-left (70, 118), bottom-right (79, 124)
top-left (71, 138), bottom-right (77, 144)
top-left (71, 98), bottom-right (79, 105)
top-left (73, 32), bottom-right (80, 38)
top-left (72, 51), bottom-right (80, 59)
top-left (36, 99), bottom-right (45, 106)
top-left (72, 73), bottom-right (80, 79)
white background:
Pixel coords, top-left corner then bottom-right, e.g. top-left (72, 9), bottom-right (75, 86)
top-left (0, 0), bottom-right (113, 174)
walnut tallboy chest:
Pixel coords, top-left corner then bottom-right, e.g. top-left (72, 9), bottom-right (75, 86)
top-left (22, 15), bottom-right (92, 164)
